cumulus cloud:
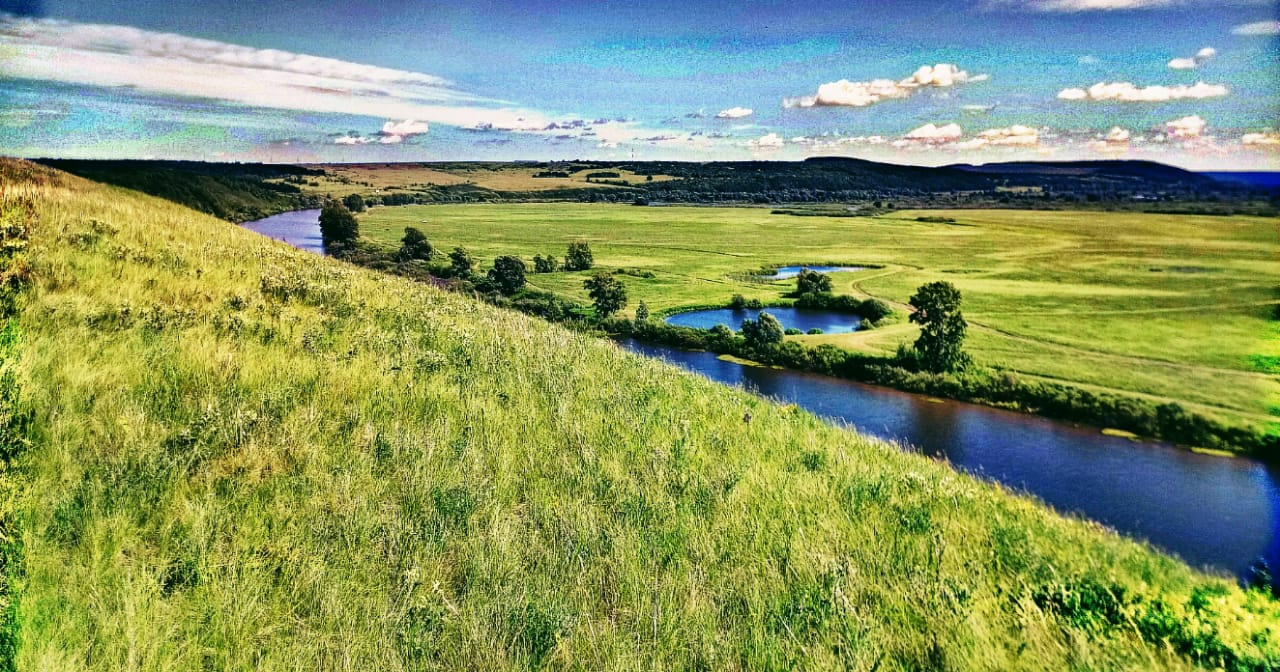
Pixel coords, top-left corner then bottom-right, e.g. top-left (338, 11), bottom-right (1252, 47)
top-left (1088, 126), bottom-right (1133, 154)
top-left (977, 125), bottom-right (1041, 146)
top-left (334, 135), bottom-right (371, 145)
top-left (1164, 115), bottom-right (1206, 138)
top-left (716, 107), bottom-right (753, 119)
top-left (893, 123), bottom-right (964, 148)
top-left (0, 15), bottom-right (555, 133)
top-left (1057, 81), bottom-right (1227, 102)
top-left (1232, 21), bottom-right (1280, 36)
top-left (784, 63), bottom-right (986, 109)
top-left (1167, 46), bottom-right (1216, 70)
top-left (906, 123), bottom-right (964, 141)
top-left (1242, 131), bottom-right (1280, 147)
top-left (992, 0), bottom-right (1264, 11)
top-left (747, 132), bottom-right (785, 149)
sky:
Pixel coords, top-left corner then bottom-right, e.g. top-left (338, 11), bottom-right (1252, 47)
top-left (0, 0), bottom-right (1277, 169)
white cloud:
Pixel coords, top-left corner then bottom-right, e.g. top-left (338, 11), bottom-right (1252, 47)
top-left (1242, 131), bottom-right (1280, 147)
top-left (0, 15), bottom-right (555, 133)
top-left (1232, 21), bottom-right (1280, 36)
top-left (1106, 127), bottom-right (1132, 142)
top-left (334, 135), bottom-right (371, 145)
top-left (1167, 46), bottom-right (1216, 70)
top-left (977, 124), bottom-right (1041, 146)
top-left (893, 123), bottom-right (964, 148)
top-left (784, 63), bottom-right (985, 109)
top-left (1164, 115), bottom-right (1206, 138)
top-left (747, 132), bottom-right (785, 149)
top-left (378, 134), bottom-right (403, 144)
top-left (1057, 81), bottom-right (1227, 102)
top-left (716, 107), bottom-right (754, 119)
top-left (1089, 126), bottom-right (1133, 154)
top-left (381, 119), bottom-right (429, 137)
top-left (992, 0), bottom-right (1270, 12)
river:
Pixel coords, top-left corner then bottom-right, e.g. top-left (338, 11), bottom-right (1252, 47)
top-left (242, 210), bottom-right (1280, 580)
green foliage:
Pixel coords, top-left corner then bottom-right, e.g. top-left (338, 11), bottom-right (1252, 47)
top-left (488, 255), bottom-right (527, 294)
top-left (909, 281), bottom-right (971, 373)
top-left (342, 193), bottom-right (366, 213)
top-left (742, 311), bottom-right (785, 349)
top-left (396, 227), bottom-right (433, 262)
top-left (564, 242), bottom-right (594, 271)
top-left (583, 271), bottom-right (627, 319)
top-left (532, 254), bottom-right (558, 273)
top-left (448, 246), bottom-right (474, 278)
top-left (318, 200), bottom-right (359, 248)
top-left (795, 269), bottom-right (833, 296)
top-left (729, 294), bottom-right (764, 310)
top-left (33, 159), bottom-right (320, 222)
top-left (634, 301), bottom-right (649, 323)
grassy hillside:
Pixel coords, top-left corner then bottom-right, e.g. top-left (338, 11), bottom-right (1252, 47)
top-left (3, 158), bottom-right (1278, 670)
top-left (358, 203), bottom-right (1280, 433)
top-left (33, 159), bottom-right (322, 222)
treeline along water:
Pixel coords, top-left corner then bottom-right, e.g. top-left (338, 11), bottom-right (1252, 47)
top-left (242, 210), bottom-right (1280, 580)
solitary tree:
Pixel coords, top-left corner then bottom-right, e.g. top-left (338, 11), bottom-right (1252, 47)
top-left (741, 311), bottom-right (784, 349)
top-left (397, 227), bottom-right (433, 262)
top-left (342, 193), bottom-right (366, 213)
top-left (634, 301), bottom-right (650, 323)
top-left (796, 268), bottom-right (833, 295)
top-left (488, 255), bottom-right (527, 294)
top-left (318, 201), bottom-right (359, 248)
top-left (449, 247), bottom-right (474, 278)
top-left (584, 271), bottom-right (627, 319)
top-left (908, 280), bottom-right (970, 373)
top-left (564, 242), bottom-right (594, 271)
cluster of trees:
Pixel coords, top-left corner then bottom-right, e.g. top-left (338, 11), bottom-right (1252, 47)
top-left (788, 268), bottom-right (894, 324)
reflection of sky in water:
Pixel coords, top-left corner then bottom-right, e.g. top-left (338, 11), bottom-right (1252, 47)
top-left (621, 339), bottom-right (1280, 581)
top-left (666, 306), bottom-right (862, 334)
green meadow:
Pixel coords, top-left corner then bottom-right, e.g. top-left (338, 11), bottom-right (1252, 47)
top-left (5, 160), bottom-right (1280, 669)
top-left (359, 203), bottom-right (1280, 430)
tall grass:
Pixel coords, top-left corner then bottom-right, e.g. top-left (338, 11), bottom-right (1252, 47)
top-left (3, 158), bottom-right (1278, 670)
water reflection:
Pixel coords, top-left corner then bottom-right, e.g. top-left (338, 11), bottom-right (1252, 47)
top-left (622, 339), bottom-right (1280, 579)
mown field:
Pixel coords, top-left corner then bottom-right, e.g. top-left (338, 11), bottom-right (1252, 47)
top-left (4, 159), bottom-right (1280, 669)
top-left (358, 203), bottom-right (1280, 431)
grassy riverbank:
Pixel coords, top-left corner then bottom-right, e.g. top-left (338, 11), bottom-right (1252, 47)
top-left (357, 203), bottom-right (1279, 439)
top-left (4, 159), bottom-right (1279, 670)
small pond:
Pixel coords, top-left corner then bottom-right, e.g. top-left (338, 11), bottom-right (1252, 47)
top-left (665, 306), bottom-right (861, 334)
top-left (761, 265), bottom-right (864, 279)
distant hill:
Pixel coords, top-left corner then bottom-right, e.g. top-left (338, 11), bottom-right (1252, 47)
top-left (1202, 172), bottom-right (1280, 189)
top-left (947, 160), bottom-right (1221, 190)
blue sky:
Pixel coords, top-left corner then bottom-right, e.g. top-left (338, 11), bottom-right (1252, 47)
top-left (1, 0), bottom-right (1277, 168)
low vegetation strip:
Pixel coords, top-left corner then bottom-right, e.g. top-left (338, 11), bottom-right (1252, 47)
top-left (5, 158), bottom-right (1279, 670)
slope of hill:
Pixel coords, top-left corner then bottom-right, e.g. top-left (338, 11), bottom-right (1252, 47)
top-left (32, 159), bottom-right (323, 222)
top-left (1, 158), bottom-right (1277, 670)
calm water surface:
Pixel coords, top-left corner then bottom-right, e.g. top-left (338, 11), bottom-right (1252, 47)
top-left (763, 265), bottom-right (864, 279)
top-left (667, 306), bottom-right (862, 334)
top-left (621, 339), bottom-right (1280, 580)
top-left (241, 209), bottom-right (325, 255)
top-left (239, 211), bottom-right (1280, 580)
